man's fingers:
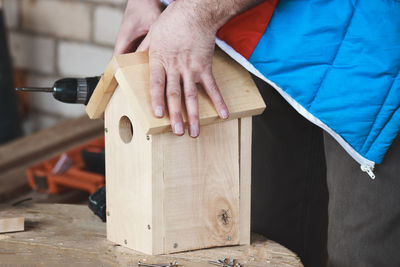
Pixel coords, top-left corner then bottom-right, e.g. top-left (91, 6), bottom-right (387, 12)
top-left (200, 71), bottom-right (229, 119)
top-left (183, 73), bottom-right (199, 138)
top-left (136, 34), bottom-right (151, 52)
top-left (166, 71), bottom-right (184, 135)
top-left (149, 58), bottom-right (166, 118)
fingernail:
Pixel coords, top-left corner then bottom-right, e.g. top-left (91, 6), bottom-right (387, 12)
top-left (155, 106), bottom-right (163, 117)
top-left (190, 124), bottom-right (199, 137)
top-left (220, 109), bottom-right (229, 119)
top-left (173, 123), bottom-right (184, 135)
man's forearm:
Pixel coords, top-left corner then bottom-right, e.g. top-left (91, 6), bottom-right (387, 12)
top-left (176, 0), bottom-right (263, 32)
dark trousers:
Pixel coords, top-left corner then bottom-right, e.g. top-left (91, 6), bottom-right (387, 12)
top-left (251, 76), bottom-right (400, 267)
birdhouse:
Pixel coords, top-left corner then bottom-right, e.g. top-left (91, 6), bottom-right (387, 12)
top-left (86, 49), bottom-right (266, 255)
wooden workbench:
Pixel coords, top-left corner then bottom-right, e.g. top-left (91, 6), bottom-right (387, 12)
top-left (0, 204), bottom-right (302, 267)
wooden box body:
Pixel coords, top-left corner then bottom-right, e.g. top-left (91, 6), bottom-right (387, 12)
top-left (104, 87), bottom-right (252, 254)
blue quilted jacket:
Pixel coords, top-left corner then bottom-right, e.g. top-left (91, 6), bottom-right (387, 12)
top-left (215, 0), bottom-right (400, 178)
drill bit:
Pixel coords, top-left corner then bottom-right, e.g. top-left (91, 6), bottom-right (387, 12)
top-left (15, 87), bottom-right (54, 93)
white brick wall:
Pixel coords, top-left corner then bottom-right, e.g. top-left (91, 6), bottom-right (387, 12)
top-left (3, 0), bottom-right (19, 28)
top-left (21, 0), bottom-right (92, 41)
top-left (4, 0), bottom-right (127, 133)
top-left (25, 74), bottom-right (87, 118)
top-left (8, 32), bottom-right (56, 74)
top-left (94, 5), bottom-right (123, 46)
top-left (23, 112), bottom-right (63, 134)
top-left (58, 41), bottom-right (113, 77)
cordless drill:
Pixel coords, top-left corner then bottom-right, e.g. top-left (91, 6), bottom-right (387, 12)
top-left (16, 76), bottom-right (100, 105)
top-left (16, 76), bottom-right (107, 222)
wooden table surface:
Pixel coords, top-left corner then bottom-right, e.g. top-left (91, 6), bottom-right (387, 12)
top-left (0, 204), bottom-right (302, 267)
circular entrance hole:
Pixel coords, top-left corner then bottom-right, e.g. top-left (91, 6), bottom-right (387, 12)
top-left (119, 116), bottom-right (133, 143)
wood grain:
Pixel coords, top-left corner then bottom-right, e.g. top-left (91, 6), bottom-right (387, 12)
top-left (105, 86), bottom-right (154, 254)
top-left (114, 49), bottom-right (266, 134)
top-left (0, 204), bottom-right (302, 267)
top-left (151, 130), bottom-right (165, 254)
top-left (239, 117), bottom-right (252, 245)
top-left (0, 216), bottom-right (24, 234)
top-left (105, 87), bottom-right (242, 254)
top-left (157, 119), bottom-right (240, 253)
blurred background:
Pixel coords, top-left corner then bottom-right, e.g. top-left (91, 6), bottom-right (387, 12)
top-left (1, 0), bottom-right (126, 137)
top-left (0, 0), bottom-right (126, 206)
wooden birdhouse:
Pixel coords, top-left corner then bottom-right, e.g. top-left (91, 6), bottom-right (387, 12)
top-left (86, 49), bottom-right (266, 255)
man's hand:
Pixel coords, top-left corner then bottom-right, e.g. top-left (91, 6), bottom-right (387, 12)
top-left (137, 1), bottom-right (234, 137)
top-left (118, 0), bottom-right (261, 137)
top-left (114, 0), bottom-right (163, 55)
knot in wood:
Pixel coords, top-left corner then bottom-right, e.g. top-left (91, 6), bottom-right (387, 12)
top-left (218, 209), bottom-right (231, 225)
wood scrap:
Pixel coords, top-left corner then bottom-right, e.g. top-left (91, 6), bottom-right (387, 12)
top-left (0, 216), bottom-right (24, 234)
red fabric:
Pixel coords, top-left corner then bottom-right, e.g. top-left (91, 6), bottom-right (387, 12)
top-left (217, 0), bottom-right (278, 60)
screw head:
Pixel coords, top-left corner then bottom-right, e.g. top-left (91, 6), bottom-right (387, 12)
top-left (226, 236), bottom-right (231, 241)
top-left (146, 135), bottom-right (150, 140)
top-left (104, 128), bottom-right (108, 133)
top-left (124, 239), bottom-right (127, 245)
top-left (147, 224), bottom-right (151, 230)
top-left (173, 243), bottom-right (178, 249)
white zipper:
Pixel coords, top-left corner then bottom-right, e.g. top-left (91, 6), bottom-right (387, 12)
top-left (216, 38), bottom-right (379, 180)
top-left (360, 164), bottom-right (376, 179)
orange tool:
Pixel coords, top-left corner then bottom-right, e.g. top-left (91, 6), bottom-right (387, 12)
top-left (27, 137), bottom-right (105, 195)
